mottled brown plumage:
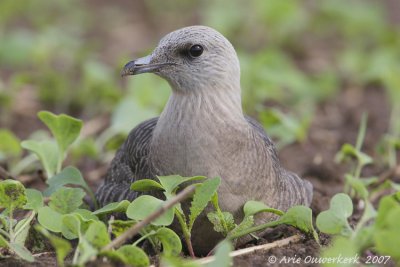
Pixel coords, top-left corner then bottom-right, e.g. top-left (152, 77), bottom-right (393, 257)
top-left (96, 26), bottom-right (313, 254)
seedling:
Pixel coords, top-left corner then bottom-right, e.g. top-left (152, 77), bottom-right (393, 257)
top-left (207, 198), bottom-right (318, 246)
top-left (0, 180), bottom-right (41, 262)
top-left (21, 111), bottom-right (83, 178)
top-left (130, 175), bottom-right (221, 257)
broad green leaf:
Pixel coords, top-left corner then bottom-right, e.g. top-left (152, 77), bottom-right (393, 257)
top-left (316, 193), bottom-right (353, 236)
top-left (280, 206), bottom-right (319, 242)
top-left (110, 220), bottom-right (135, 238)
top-left (21, 140), bottom-right (59, 178)
top-left (9, 242), bottom-right (34, 262)
top-left (102, 245), bottom-right (150, 267)
top-left (206, 240), bottom-right (232, 267)
top-left (118, 245), bottom-right (150, 267)
top-left (24, 189), bottom-right (43, 212)
top-left (0, 129), bottom-right (21, 157)
top-left (61, 214), bottom-right (81, 240)
top-left (157, 175), bottom-right (206, 196)
top-left (126, 195), bottom-right (174, 226)
top-left (155, 227), bottom-right (182, 256)
top-left (35, 225), bottom-right (71, 267)
top-left (49, 187), bottom-right (85, 214)
top-left (0, 180), bottom-right (27, 212)
top-left (37, 206), bottom-right (63, 232)
top-left (374, 194), bottom-right (400, 261)
top-left (207, 211), bottom-right (235, 235)
top-left (73, 209), bottom-right (99, 222)
top-left (44, 166), bottom-right (91, 197)
top-left (131, 179), bottom-right (164, 192)
top-left (38, 111), bottom-right (83, 155)
top-left (243, 200), bottom-right (284, 217)
top-left (92, 200), bottom-right (130, 215)
top-left (84, 221), bottom-right (110, 249)
top-left (321, 236), bottom-right (357, 267)
top-left (189, 177), bottom-right (221, 231)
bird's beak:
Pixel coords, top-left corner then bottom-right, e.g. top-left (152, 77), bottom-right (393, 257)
top-left (121, 55), bottom-right (174, 76)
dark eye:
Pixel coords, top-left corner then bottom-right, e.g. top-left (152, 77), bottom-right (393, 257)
top-left (188, 44), bottom-right (203, 58)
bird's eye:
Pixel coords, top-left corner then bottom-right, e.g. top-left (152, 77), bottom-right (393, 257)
top-left (188, 44), bottom-right (203, 58)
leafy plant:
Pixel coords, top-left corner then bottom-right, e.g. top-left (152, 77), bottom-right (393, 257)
top-left (21, 111), bottom-right (83, 178)
top-left (0, 180), bottom-right (39, 262)
top-left (130, 175), bottom-right (220, 257)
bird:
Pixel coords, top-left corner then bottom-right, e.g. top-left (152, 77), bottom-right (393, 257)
top-left (96, 25), bottom-right (313, 255)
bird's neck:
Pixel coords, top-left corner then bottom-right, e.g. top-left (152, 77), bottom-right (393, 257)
top-left (150, 87), bottom-right (250, 177)
top-left (160, 86), bottom-right (245, 126)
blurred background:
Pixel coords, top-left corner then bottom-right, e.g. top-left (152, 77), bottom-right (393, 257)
top-left (1, 0), bottom-right (400, 187)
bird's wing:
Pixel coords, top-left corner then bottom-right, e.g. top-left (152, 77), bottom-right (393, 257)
top-left (96, 117), bottom-right (159, 206)
top-left (245, 115), bottom-right (313, 207)
top-left (245, 115), bottom-right (279, 163)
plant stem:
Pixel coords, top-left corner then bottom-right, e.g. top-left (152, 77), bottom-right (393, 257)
top-left (175, 210), bottom-right (195, 258)
top-left (355, 113), bottom-right (368, 151)
top-left (0, 228), bottom-right (10, 239)
top-left (228, 220), bottom-right (281, 241)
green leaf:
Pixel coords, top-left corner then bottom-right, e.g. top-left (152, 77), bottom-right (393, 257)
top-left (35, 225), bottom-right (71, 267)
top-left (0, 129), bottom-right (21, 157)
top-left (9, 242), bottom-right (35, 262)
top-left (21, 140), bottom-right (59, 178)
top-left (61, 214), bottom-right (81, 240)
top-left (93, 200), bottom-right (130, 215)
top-left (157, 175), bottom-right (206, 196)
top-left (155, 227), bottom-right (182, 256)
top-left (0, 179), bottom-right (27, 212)
top-left (228, 216), bottom-right (254, 239)
top-left (110, 220), bottom-right (136, 238)
top-left (73, 209), bottom-right (99, 222)
top-left (44, 166), bottom-right (91, 197)
top-left (321, 236), bottom-right (358, 267)
top-left (206, 240), bottom-right (232, 267)
top-left (126, 195), bottom-right (174, 226)
top-left (189, 177), bottom-right (221, 231)
top-left (316, 193), bottom-right (353, 236)
top-left (49, 187), bottom-right (85, 214)
top-left (243, 200), bottom-right (284, 217)
top-left (279, 206), bottom-right (319, 242)
top-left (24, 189), bottom-right (43, 212)
top-left (374, 194), bottom-right (400, 261)
top-left (102, 245), bottom-right (150, 267)
top-left (38, 111), bottom-right (83, 155)
top-left (14, 217), bottom-right (31, 245)
top-left (37, 206), bottom-right (63, 232)
top-left (336, 143), bottom-right (373, 166)
top-left (131, 179), bottom-right (164, 192)
top-left (76, 236), bottom-right (98, 266)
top-left (84, 221), bottom-right (110, 249)
top-left (207, 211), bottom-right (235, 235)
top-left (345, 174), bottom-right (369, 199)
top-left (0, 234), bottom-right (8, 248)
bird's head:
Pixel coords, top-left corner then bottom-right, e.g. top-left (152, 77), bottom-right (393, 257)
top-left (122, 26), bottom-right (241, 93)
